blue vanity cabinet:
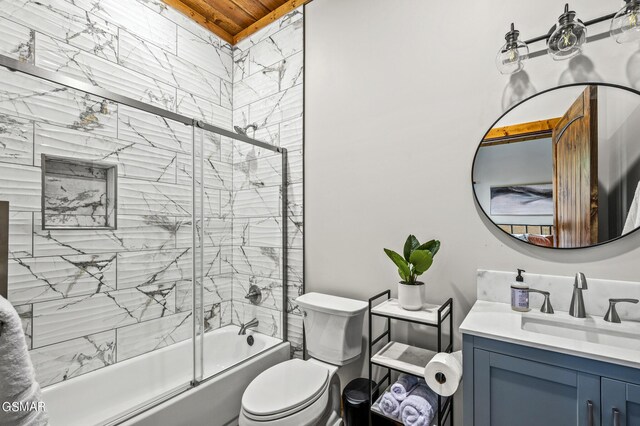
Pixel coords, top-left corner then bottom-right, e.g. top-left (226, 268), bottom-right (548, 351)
top-left (471, 348), bottom-right (600, 426)
top-left (601, 379), bottom-right (640, 426)
top-left (464, 334), bottom-right (640, 426)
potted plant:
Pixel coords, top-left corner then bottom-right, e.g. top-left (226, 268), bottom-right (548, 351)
top-left (384, 235), bottom-right (440, 310)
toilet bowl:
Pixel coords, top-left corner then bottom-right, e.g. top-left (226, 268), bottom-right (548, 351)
top-left (239, 358), bottom-right (340, 426)
top-left (239, 293), bottom-right (368, 426)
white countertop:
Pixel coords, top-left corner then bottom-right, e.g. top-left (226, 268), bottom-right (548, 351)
top-left (460, 300), bottom-right (640, 370)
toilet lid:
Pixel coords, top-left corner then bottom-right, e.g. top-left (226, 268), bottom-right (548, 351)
top-left (242, 359), bottom-right (329, 418)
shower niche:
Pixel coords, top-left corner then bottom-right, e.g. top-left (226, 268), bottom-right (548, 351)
top-left (41, 154), bottom-right (117, 230)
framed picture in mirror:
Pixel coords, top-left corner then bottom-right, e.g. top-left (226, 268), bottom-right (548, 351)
top-left (490, 184), bottom-right (554, 216)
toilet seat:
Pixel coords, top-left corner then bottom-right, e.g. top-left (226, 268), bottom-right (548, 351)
top-left (241, 359), bottom-right (330, 422)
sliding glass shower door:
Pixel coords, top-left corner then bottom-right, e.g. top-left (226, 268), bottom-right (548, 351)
top-left (194, 126), bottom-right (288, 382)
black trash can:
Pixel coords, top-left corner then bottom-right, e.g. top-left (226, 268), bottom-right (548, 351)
top-left (342, 378), bottom-right (378, 426)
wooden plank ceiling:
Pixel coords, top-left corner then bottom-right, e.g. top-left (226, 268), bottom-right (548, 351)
top-left (162, 0), bottom-right (309, 45)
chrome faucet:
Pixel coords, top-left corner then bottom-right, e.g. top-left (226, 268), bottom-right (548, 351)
top-left (524, 289), bottom-right (554, 314)
top-left (569, 272), bottom-right (588, 318)
top-left (604, 298), bottom-right (639, 323)
top-left (238, 318), bottom-right (259, 335)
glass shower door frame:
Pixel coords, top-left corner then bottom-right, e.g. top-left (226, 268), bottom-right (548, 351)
top-left (191, 121), bottom-right (289, 385)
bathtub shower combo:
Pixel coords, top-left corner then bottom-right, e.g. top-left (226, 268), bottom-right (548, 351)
top-left (0, 52), bottom-right (292, 426)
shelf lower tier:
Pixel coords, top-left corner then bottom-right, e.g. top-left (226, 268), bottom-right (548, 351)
top-left (370, 384), bottom-right (450, 426)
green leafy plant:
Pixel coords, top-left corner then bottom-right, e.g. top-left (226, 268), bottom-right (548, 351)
top-left (384, 235), bottom-right (440, 285)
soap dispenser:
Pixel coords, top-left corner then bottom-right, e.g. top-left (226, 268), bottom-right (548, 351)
top-left (511, 269), bottom-right (530, 312)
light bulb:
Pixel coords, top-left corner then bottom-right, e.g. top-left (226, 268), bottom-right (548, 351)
top-left (611, 0), bottom-right (640, 44)
top-left (496, 23), bottom-right (529, 75)
top-left (559, 29), bottom-right (578, 51)
top-left (547, 4), bottom-right (587, 61)
top-left (507, 49), bottom-right (519, 63)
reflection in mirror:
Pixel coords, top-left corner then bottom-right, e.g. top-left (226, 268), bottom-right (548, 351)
top-left (473, 84), bottom-right (640, 249)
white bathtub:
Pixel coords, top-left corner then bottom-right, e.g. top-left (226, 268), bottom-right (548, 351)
top-left (42, 325), bottom-right (290, 426)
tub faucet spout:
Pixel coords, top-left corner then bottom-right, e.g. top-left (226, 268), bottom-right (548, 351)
top-left (239, 318), bottom-right (259, 335)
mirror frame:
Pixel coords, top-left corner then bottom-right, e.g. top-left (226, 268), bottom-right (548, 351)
top-left (472, 82), bottom-right (640, 250)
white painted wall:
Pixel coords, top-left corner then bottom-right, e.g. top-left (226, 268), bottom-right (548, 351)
top-left (304, 0), bottom-right (640, 419)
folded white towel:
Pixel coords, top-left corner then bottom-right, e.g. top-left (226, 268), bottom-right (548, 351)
top-left (379, 391), bottom-right (400, 419)
top-left (399, 384), bottom-right (438, 426)
top-left (623, 181), bottom-right (640, 235)
top-left (390, 374), bottom-right (421, 401)
top-left (0, 296), bottom-right (48, 426)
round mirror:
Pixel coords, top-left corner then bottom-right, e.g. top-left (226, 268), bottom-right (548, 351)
top-left (473, 83), bottom-right (640, 249)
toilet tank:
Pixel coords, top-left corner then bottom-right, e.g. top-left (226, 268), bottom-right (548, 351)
top-left (295, 293), bottom-right (368, 366)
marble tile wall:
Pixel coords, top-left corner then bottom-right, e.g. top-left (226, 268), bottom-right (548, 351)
top-left (0, 0), bottom-right (235, 387)
top-left (232, 9), bottom-right (305, 359)
top-left (0, 0), bottom-right (305, 387)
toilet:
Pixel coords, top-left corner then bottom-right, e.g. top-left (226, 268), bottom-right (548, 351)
top-left (239, 292), bottom-right (368, 426)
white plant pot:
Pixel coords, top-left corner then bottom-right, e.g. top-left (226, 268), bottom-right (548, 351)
top-left (398, 282), bottom-right (424, 311)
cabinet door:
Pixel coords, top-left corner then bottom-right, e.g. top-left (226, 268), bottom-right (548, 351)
top-left (473, 349), bottom-right (600, 426)
top-left (602, 378), bottom-right (640, 426)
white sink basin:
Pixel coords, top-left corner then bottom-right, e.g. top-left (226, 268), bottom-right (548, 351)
top-left (521, 315), bottom-right (640, 351)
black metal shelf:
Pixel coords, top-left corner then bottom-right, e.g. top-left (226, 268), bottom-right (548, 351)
top-left (368, 290), bottom-right (454, 426)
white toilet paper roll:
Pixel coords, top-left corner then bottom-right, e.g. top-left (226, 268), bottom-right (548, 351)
top-left (423, 351), bottom-right (463, 397)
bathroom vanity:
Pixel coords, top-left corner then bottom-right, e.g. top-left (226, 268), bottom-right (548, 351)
top-left (462, 271), bottom-right (640, 426)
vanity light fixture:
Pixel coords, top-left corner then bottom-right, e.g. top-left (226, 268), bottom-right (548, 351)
top-left (496, 23), bottom-right (529, 75)
top-left (611, 0), bottom-right (640, 43)
top-left (547, 4), bottom-right (587, 61)
top-left (496, 4), bottom-right (632, 74)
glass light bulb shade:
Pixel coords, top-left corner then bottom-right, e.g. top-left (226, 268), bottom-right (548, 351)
top-left (610, 1), bottom-right (640, 44)
top-left (496, 40), bottom-right (529, 74)
top-left (547, 20), bottom-right (587, 60)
